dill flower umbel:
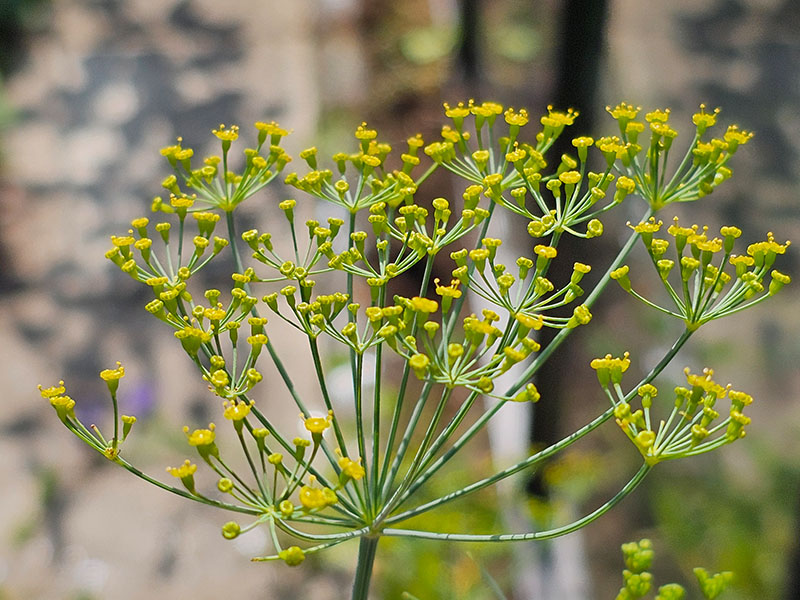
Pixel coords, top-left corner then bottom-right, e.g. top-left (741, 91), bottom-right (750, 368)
top-left (43, 101), bottom-right (787, 599)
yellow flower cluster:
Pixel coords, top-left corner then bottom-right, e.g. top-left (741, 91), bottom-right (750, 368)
top-left (607, 366), bottom-right (753, 464)
top-left (613, 217), bottom-right (790, 329)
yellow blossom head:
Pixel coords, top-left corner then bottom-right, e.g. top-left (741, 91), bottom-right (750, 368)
top-left (692, 104), bottom-right (720, 135)
top-left (336, 450), bottom-right (366, 481)
top-left (303, 411), bottom-right (333, 439)
top-left (99, 362), bottom-right (125, 394)
top-left (167, 459), bottom-right (197, 479)
top-left (212, 124), bottom-right (239, 142)
top-left (183, 423), bottom-right (218, 458)
top-left (298, 476), bottom-right (337, 510)
top-left (541, 105), bottom-right (578, 129)
top-left (223, 400), bottom-right (253, 422)
top-left (38, 381), bottom-right (66, 399)
top-left (48, 394), bottom-right (76, 422)
top-left (504, 107), bottom-right (529, 127)
top-left (607, 102), bottom-right (640, 123)
top-left (409, 296), bottom-right (438, 314)
top-left (590, 352), bottom-right (631, 386)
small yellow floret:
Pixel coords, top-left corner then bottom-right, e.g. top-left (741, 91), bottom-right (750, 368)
top-left (167, 459), bottom-right (197, 479)
top-left (558, 171), bottom-right (581, 185)
top-left (100, 362), bottom-right (125, 382)
top-left (223, 400), bottom-right (253, 421)
top-left (444, 102), bottom-right (471, 119)
top-left (38, 381), bottom-right (66, 399)
top-left (304, 411), bottom-right (333, 435)
top-left (337, 452), bottom-right (366, 480)
top-left (184, 423), bottom-right (216, 446)
top-left (410, 297), bottom-right (438, 313)
top-left (607, 102), bottom-right (640, 121)
top-left (212, 124), bottom-right (239, 141)
top-left (541, 105), bottom-right (578, 128)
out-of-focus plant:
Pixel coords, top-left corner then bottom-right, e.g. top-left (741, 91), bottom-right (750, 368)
top-left (40, 101), bottom-right (789, 598)
top-left (616, 539), bottom-right (733, 599)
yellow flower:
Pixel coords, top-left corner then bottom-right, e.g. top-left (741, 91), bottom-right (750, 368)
top-left (160, 142), bottom-right (183, 158)
top-left (629, 218), bottom-right (662, 235)
top-left (723, 125), bottom-right (753, 151)
top-left (337, 452), bottom-right (366, 480)
top-left (111, 235), bottom-right (135, 247)
top-left (558, 170), bottom-right (581, 185)
top-left (645, 108), bottom-right (670, 123)
top-left (607, 102), bottom-right (640, 122)
top-left (100, 362), bottom-right (125, 382)
top-left (409, 354), bottom-right (430, 379)
top-left (184, 423), bottom-right (216, 447)
top-left (720, 226), bottom-right (742, 239)
top-left (504, 108), bottom-right (529, 127)
top-left (409, 297), bottom-right (438, 314)
top-left (303, 411), bottom-right (333, 435)
top-left (49, 395), bottom-right (76, 420)
top-left (541, 105), bottom-right (578, 128)
top-left (223, 400), bottom-right (253, 421)
top-left (99, 362), bottom-right (125, 394)
top-left (444, 101), bottom-right (471, 119)
top-left (471, 101), bottom-right (503, 118)
top-left (534, 245), bottom-right (557, 259)
top-left (204, 306), bottom-right (226, 322)
top-left (299, 476), bottom-right (337, 510)
top-left (572, 136), bottom-right (594, 148)
top-left (573, 262), bottom-right (591, 274)
top-left (355, 122), bottom-right (378, 140)
top-left (170, 195), bottom-right (195, 210)
top-left (167, 459), bottom-right (197, 479)
top-left (255, 121), bottom-right (288, 137)
top-left (590, 352), bottom-right (631, 386)
top-left (208, 369), bottom-right (229, 390)
top-left (38, 381), bottom-right (66, 399)
top-left (516, 313), bottom-right (544, 331)
top-left (694, 238), bottom-right (722, 253)
top-left (434, 278), bottom-right (462, 299)
top-left (175, 326), bottom-right (213, 356)
top-left (568, 304), bottom-right (592, 327)
top-left (692, 104), bottom-right (720, 134)
top-left (684, 368), bottom-right (727, 399)
top-left (212, 124), bottom-right (239, 141)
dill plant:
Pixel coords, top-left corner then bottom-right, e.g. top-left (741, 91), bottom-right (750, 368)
top-left (39, 101), bottom-right (790, 598)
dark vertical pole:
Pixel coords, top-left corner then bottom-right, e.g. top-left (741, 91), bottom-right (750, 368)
top-left (457, 0), bottom-right (481, 93)
top-left (527, 0), bottom-right (609, 497)
top-left (553, 0), bottom-right (609, 128)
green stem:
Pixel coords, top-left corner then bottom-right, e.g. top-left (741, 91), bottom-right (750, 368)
top-left (383, 463), bottom-right (652, 542)
top-left (378, 254), bottom-right (436, 493)
top-left (351, 536), bottom-right (380, 600)
top-left (115, 457), bottom-right (261, 515)
top-left (506, 209), bottom-right (652, 397)
top-left (392, 327), bottom-right (693, 516)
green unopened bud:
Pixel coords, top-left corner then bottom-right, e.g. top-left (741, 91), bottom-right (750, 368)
top-left (693, 567), bottom-right (734, 600)
top-left (221, 521), bottom-right (241, 540)
top-left (279, 546), bottom-right (305, 566)
top-left (655, 583), bottom-right (686, 600)
top-left (279, 499), bottom-right (294, 517)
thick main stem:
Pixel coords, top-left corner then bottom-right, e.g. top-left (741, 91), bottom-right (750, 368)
top-left (351, 536), bottom-right (380, 600)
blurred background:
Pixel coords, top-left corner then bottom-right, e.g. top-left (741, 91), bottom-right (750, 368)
top-left (0, 0), bottom-right (798, 598)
